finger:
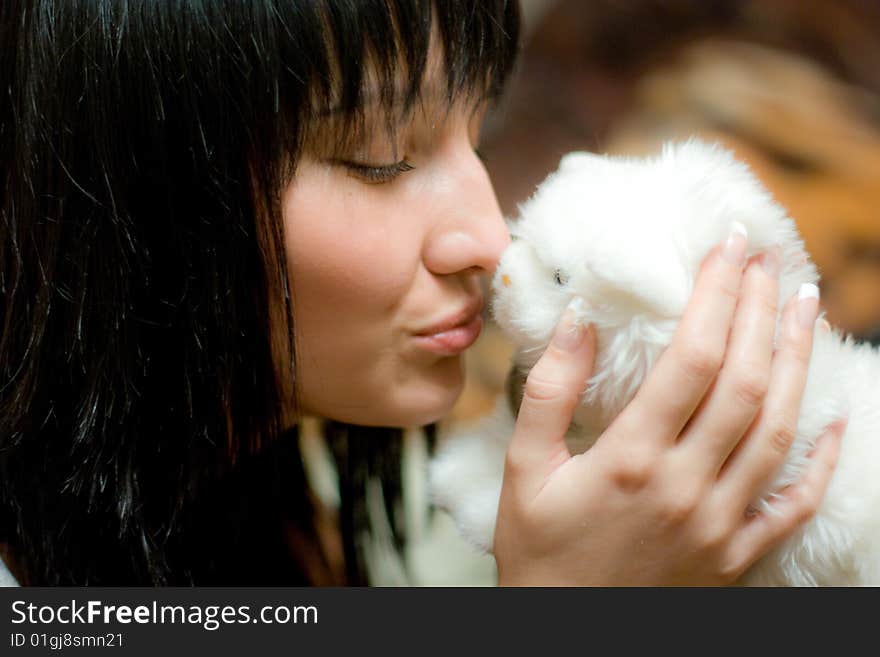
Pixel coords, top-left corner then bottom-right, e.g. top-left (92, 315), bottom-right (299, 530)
top-left (720, 283), bottom-right (821, 506)
top-left (724, 416), bottom-right (847, 581)
top-left (621, 222), bottom-right (747, 444)
top-left (507, 297), bottom-right (597, 497)
top-left (678, 249), bottom-right (780, 472)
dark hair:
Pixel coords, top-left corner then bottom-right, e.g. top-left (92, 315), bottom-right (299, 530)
top-left (0, 0), bottom-right (519, 585)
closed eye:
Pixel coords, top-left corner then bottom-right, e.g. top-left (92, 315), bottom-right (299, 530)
top-left (336, 159), bottom-right (415, 184)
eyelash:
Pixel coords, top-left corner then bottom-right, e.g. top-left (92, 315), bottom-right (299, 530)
top-left (337, 147), bottom-right (486, 184)
top-left (340, 159), bottom-right (415, 184)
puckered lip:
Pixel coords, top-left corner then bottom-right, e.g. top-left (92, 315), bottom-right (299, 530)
top-left (413, 296), bottom-right (485, 336)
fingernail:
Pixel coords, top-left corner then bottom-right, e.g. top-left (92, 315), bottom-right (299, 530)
top-left (722, 221), bottom-right (748, 267)
top-left (797, 283), bottom-right (820, 329)
top-left (553, 297), bottom-right (587, 352)
top-left (759, 246), bottom-right (781, 279)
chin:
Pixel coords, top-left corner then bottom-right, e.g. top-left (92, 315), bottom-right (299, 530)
top-left (307, 384), bottom-right (462, 429)
top-left (392, 362), bottom-right (465, 427)
top-left (301, 356), bottom-right (465, 428)
top-left (393, 391), bottom-right (461, 427)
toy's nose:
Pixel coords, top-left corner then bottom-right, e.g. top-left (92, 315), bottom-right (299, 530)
top-left (501, 274), bottom-right (512, 287)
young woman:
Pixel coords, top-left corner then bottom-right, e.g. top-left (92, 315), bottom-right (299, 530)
top-left (0, 0), bottom-right (844, 586)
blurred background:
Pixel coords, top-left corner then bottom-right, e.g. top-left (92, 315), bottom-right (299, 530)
top-left (447, 0), bottom-right (880, 428)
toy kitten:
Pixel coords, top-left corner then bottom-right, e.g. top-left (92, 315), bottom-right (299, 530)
top-left (430, 139), bottom-right (879, 586)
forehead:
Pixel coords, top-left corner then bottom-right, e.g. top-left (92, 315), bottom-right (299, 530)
top-left (310, 81), bottom-right (489, 160)
top-left (317, 20), bottom-right (493, 126)
top-left (325, 33), bottom-right (485, 115)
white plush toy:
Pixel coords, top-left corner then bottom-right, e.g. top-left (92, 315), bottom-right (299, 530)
top-left (429, 138), bottom-right (880, 586)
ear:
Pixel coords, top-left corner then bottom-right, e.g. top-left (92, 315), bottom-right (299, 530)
top-left (579, 234), bottom-right (691, 320)
top-left (558, 150), bottom-right (606, 173)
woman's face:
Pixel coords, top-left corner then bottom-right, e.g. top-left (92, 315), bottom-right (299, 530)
top-left (281, 66), bottom-right (509, 427)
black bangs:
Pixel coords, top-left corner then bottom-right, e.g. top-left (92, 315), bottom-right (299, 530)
top-left (271, 0), bottom-right (521, 156)
top-left (313, 0), bottom-right (520, 110)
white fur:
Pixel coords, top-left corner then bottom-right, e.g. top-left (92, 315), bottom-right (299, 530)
top-left (429, 138), bottom-right (880, 586)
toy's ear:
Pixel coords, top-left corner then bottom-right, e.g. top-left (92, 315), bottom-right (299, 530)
top-left (579, 235), bottom-right (691, 320)
top-left (558, 151), bottom-right (605, 173)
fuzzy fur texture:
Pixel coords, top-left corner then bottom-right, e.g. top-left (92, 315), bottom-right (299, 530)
top-left (430, 138), bottom-right (880, 585)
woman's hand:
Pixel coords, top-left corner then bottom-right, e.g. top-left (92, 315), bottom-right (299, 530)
top-left (493, 227), bottom-right (847, 586)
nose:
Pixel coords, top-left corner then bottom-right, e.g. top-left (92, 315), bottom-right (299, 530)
top-left (421, 150), bottom-right (511, 277)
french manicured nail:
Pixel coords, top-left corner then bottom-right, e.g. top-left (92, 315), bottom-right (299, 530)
top-left (723, 221), bottom-right (748, 267)
top-left (759, 246), bottom-right (781, 279)
top-left (797, 283), bottom-right (820, 329)
top-left (553, 297), bottom-right (587, 352)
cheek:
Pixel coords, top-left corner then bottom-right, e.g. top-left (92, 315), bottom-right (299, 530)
top-left (281, 163), bottom-right (416, 318)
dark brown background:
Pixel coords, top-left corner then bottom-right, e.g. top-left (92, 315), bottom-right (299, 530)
top-left (449, 0), bottom-right (880, 426)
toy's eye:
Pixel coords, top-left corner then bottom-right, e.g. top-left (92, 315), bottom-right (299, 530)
top-left (554, 269), bottom-right (569, 286)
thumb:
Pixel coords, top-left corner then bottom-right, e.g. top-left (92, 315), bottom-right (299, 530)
top-left (506, 297), bottom-right (596, 497)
